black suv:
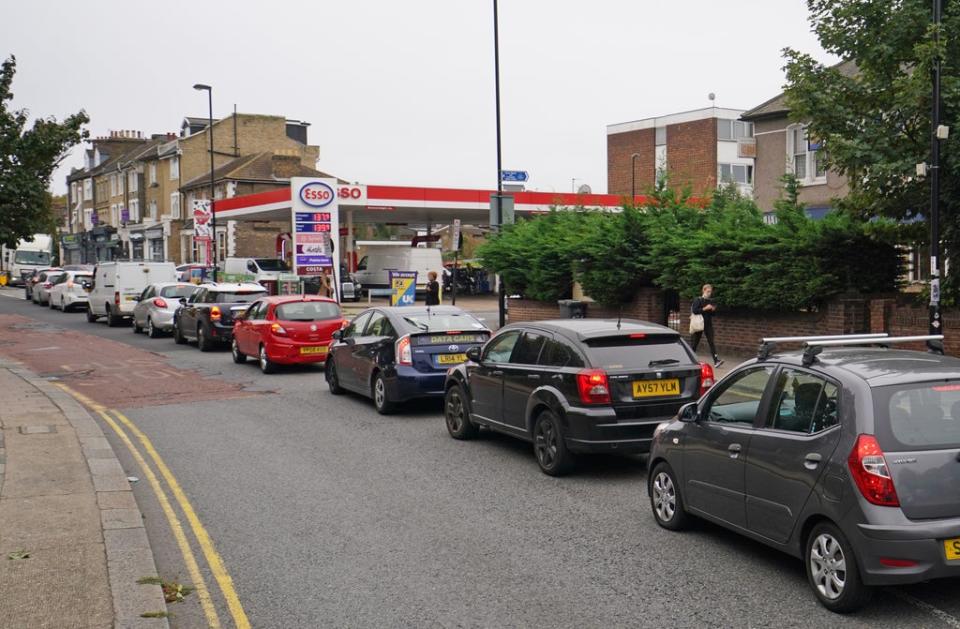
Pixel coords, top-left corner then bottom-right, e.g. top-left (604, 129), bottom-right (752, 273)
top-left (173, 283), bottom-right (266, 351)
top-left (443, 319), bottom-right (714, 475)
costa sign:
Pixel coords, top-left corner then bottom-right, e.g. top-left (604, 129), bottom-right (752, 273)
top-left (299, 181), bottom-right (335, 208)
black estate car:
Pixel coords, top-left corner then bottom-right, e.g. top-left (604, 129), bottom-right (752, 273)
top-left (648, 333), bottom-right (960, 613)
top-left (443, 319), bottom-right (715, 475)
top-left (173, 283), bottom-right (267, 351)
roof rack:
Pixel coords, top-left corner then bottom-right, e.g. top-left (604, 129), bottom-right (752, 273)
top-left (757, 333), bottom-right (888, 361)
top-left (801, 334), bottom-right (945, 366)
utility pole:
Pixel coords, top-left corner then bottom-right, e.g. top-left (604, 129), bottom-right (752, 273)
top-left (930, 0), bottom-right (944, 344)
top-left (493, 0), bottom-right (506, 328)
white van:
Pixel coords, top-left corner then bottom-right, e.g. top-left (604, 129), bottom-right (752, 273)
top-left (353, 245), bottom-right (444, 292)
top-left (2, 234), bottom-right (53, 286)
top-left (86, 262), bottom-right (177, 326)
top-left (222, 257), bottom-right (290, 282)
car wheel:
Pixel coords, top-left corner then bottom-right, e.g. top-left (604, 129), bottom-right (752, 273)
top-left (86, 305), bottom-right (98, 323)
top-left (146, 318), bottom-right (160, 339)
top-left (231, 339), bottom-right (247, 364)
top-left (258, 345), bottom-right (276, 374)
top-left (806, 522), bottom-right (872, 613)
top-left (48, 297), bottom-right (55, 309)
top-left (532, 409), bottom-right (574, 476)
top-left (132, 317), bottom-right (142, 334)
top-left (445, 385), bottom-right (478, 439)
top-left (197, 325), bottom-right (214, 352)
top-left (106, 305), bottom-right (120, 327)
top-left (372, 372), bottom-right (395, 415)
top-left (326, 360), bottom-right (344, 395)
top-left (650, 462), bottom-right (689, 531)
top-left (173, 322), bottom-right (187, 345)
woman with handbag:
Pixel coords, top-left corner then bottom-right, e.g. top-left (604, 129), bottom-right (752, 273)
top-left (690, 284), bottom-right (723, 367)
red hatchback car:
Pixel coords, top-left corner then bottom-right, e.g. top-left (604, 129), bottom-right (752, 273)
top-left (231, 295), bottom-right (345, 373)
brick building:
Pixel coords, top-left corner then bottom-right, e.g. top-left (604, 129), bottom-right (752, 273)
top-left (607, 107), bottom-right (755, 198)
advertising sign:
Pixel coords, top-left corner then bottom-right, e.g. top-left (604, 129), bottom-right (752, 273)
top-left (389, 270), bottom-right (418, 307)
top-left (193, 199), bottom-right (213, 241)
top-left (291, 177), bottom-right (340, 300)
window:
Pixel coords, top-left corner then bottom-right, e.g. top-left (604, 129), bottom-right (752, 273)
top-left (110, 204), bottom-right (118, 226)
top-left (655, 126), bottom-right (666, 146)
top-left (160, 285), bottom-right (198, 299)
top-left (484, 331), bottom-right (521, 363)
top-left (140, 286), bottom-right (154, 301)
top-left (83, 179), bottom-right (92, 201)
top-left (718, 163), bottom-right (753, 186)
top-left (245, 300), bottom-right (268, 320)
top-left (129, 198), bottom-right (140, 222)
top-left (70, 182), bottom-right (78, 203)
top-left (276, 301), bottom-right (342, 322)
top-left (879, 381), bottom-right (960, 450)
top-left (512, 331), bottom-right (547, 365)
top-left (217, 230), bottom-right (226, 264)
top-left (787, 124), bottom-right (826, 183)
top-left (169, 156), bottom-right (180, 180)
top-left (170, 193), bottom-right (181, 218)
top-left (342, 311), bottom-right (373, 339)
top-left (149, 200), bottom-right (158, 221)
top-left (539, 338), bottom-right (584, 368)
top-left (110, 175), bottom-right (116, 197)
top-left (583, 334), bottom-right (692, 371)
top-left (766, 369), bottom-right (839, 434)
top-left (128, 170), bottom-right (138, 193)
top-left (703, 366), bottom-right (775, 425)
top-left (149, 162), bottom-right (157, 185)
top-left (150, 238), bottom-right (164, 261)
top-left (365, 312), bottom-right (397, 337)
top-left (717, 119), bottom-right (753, 142)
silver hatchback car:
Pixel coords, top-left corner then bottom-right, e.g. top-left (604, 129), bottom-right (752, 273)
top-left (131, 282), bottom-right (199, 338)
top-left (648, 334), bottom-right (960, 613)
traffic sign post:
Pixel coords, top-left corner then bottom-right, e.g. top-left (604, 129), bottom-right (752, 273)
top-left (500, 170), bottom-right (529, 183)
top-left (451, 219), bottom-right (462, 306)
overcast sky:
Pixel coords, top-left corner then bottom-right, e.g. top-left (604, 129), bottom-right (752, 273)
top-left (4, 1), bottom-right (830, 196)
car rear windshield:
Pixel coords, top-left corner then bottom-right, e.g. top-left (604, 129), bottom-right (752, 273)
top-left (255, 259), bottom-right (289, 271)
top-left (874, 381), bottom-right (960, 451)
top-left (276, 301), bottom-right (341, 321)
top-left (402, 313), bottom-right (486, 332)
top-left (73, 274), bottom-right (92, 283)
top-left (583, 334), bottom-right (692, 370)
top-left (46, 272), bottom-right (65, 282)
top-left (160, 285), bottom-right (197, 299)
top-left (213, 291), bottom-right (265, 303)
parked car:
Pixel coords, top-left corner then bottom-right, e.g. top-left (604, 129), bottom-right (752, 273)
top-left (232, 295), bottom-right (345, 373)
top-left (443, 319), bottom-right (713, 475)
top-left (86, 262), bottom-right (178, 326)
top-left (131, 283), bottom-right (200, 338)
top-left (326, 306), bottom-right (490, 414)
top-left (31, 269), bottom-right (66, 305)
top-left (47, 270), bottom-right (94, 311)
top-left (173, 283), bottom-right (267, 351)
top-left (647, 334), bottom-right (960, 613)
top-left (23, 267), bottom-right (60, 301)
top-left (176, 264), bottom-right (215, 283)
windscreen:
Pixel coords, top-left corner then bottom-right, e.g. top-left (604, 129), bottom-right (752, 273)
top-left (583, 334), bottom-right (692, 370)
top-left (213, 291), bottom-right (266, 304)
top-left (401, 312), bottom-right (486, 332)
top-left (255, 259), bottom-right (290, 271)
top-left (276, 301), bottom-right (341, 321)
top-left (875, 381), bottom-right (960, 450)
top-left (160, 285), bottom-right (198, 299)
top-left (15, 250), bottom-right (50, 265)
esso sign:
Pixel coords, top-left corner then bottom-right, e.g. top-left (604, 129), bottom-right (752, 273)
top-left (299, 182), bottom-right (335, 208)
top-left (336, 184), bottom-right (367, 205)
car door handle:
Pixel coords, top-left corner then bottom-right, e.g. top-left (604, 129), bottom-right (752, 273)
top-left (491, 370), bottom-right (503, 376)
top-left (728, 443), bottom-right (742, 458)
top-left (804, 453), bottom-right (822, 469)
top-left (526, 374), bottom-right (542, 380)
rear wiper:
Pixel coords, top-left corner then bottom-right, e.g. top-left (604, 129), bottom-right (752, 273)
top-left (402, 316), bottom-right (429, 331)
top-left (648, 359), bottom-right (680, 367)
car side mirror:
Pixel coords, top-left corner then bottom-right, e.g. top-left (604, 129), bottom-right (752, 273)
top-left (679, 402), bottom-right (699, 423)
top-left (332, 330), bottom-right (342, 341)
top-left (466, 347), bottom-right (482, 363)
top-left (179, 297), bottom-right (187, 306)
top-left (234, 311), bottom-right (246, 321)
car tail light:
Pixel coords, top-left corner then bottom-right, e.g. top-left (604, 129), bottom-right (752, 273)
top-left (114, 291), bottom-right (120, 306)
top-left (210, 306), bottom-right (221, 322)
top-left (270, 323), bottom-right (287, 336)
top-left (153, 298), bottom-right (168, 309)
top-left (699, 362), bottom-right (715, 396)
top-left (879, 558), bottom-right (917, 568)
top-left (577, 369), bottom-right (611, 405)
top-left (396, 335), bottom-right (412, 366)
top-left (848, 434), bottom-right (900, 507)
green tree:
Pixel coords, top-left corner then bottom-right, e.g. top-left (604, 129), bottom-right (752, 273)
top-left (0, 55), bottom-right (89, 248)
top-left (782, 0), bottom-right (956, 294)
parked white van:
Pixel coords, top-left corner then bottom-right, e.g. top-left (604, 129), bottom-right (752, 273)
top-left (353, 245), bottom-right (443, 292)
top-left (222, 257), bottom-right (290, 282)
top-left (86, 262), bottom-right (177, 326)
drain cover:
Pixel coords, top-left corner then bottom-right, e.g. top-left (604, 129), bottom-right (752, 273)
top-left (18, 425), bottom-right (57, 435)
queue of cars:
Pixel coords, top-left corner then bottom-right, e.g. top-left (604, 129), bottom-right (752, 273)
top-left (22, 270), bottom-right (960, 613)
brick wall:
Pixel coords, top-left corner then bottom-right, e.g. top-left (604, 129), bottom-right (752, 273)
top-left (233, 220), bottom-right (289, 258)
top-left (509, 288), bottom-right (666, 325)
top-left (666, 117), bottom-right (717, 194)
top-left (607, 128), bottom-right (655, 197)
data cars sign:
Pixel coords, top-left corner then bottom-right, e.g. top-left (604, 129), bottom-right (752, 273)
top-left (291, 178), bottom-right (341, 298)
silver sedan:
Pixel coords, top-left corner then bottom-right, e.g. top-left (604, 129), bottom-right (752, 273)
top-left (132, 282), bottom-right (199, 338)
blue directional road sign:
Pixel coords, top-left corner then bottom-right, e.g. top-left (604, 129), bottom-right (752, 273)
top-left (500, 170), bottom-right (529, 183)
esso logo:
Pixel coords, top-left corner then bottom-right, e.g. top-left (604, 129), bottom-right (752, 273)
top-left (300, 182), bottom-right (335, 208)
top-left (338, 186), bottom-right (363, 200)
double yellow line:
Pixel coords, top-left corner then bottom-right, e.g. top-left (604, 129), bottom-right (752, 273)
top-left (58, 385), bottom-right (250, 629)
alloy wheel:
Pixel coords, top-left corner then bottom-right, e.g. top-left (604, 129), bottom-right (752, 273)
top-left (445, 389), bottom-right (464, 433)
top-left (534, 418), bottom-right (558, 468)
top-left (147, 319), bottom-right (154, 337)
top-left (810, 533), bottom-right (847, 600)
top-left (652, 472), bottom-right (677, 522)
top-left (260, 346), bottom-right (268, 370)
top-left (374, 377), bottom-right (386, 409)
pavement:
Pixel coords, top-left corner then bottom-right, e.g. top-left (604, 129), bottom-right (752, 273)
top-left (0, 359), bottom-right (168, 628)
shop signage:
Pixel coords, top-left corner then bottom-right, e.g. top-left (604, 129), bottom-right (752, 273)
top-left (193, 199), bottom-right (213, 241)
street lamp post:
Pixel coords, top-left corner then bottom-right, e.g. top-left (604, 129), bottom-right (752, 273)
top-left (631, 153), bottom-right (641, 202)
top-left (493, 0), bottom-right (506, 328)
top-left (929, 0), bottom-right (943, 344)
top-left (193, 83), bottom-right (217, 281)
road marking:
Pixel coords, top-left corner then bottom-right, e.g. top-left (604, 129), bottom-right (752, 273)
top-left (54, 384), bottom-right (222, 628)
top-left (887, 588), bottom-right (960, 628)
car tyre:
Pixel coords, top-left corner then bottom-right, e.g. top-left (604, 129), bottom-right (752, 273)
top-left (372, 372), bottom-right (395, 415)
top-left (48, 296), bottom-right (56, 309)
top-left (533, 409), bottom-right (575, 476)
top-left (60, 297), bottom-right (67, 312)
top-left (650, 462), bottom-right (689, 531)
top-left (258, 345), bottom-right (276, 374)
top-left (805, 522), bottom-right (872, 613)
top-left (173, 321), bottom-right (187, 345)
top-left (197, 325), bottom-right (214, 352)
top-left (231, 339), bottom-right (247, 364)
top-left (106, 305), bottom-right (121, 327)
top-left (445, 385), bottom-right (478, 439)
top-left (326, 360), bottom-right (345, 395)
top-left (86, 305), bottom-right (98, 323)
top-left (132, 318), bottom-right (142, 334)
top-left (146, 318), bottom-right (161, 339)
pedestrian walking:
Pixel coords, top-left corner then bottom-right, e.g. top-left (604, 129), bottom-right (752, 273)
top-left (690, 284), bottom-right (723, 367)
top-left (318, 268), bottom-right (334, 299)
top-left (425, 271), bottom-right (440, 306)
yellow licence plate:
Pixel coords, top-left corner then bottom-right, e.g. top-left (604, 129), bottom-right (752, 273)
top-left (299, 346), bottom-right (328, 355)
top-left (438, 353), bottom-right (467, 365)
top-left (633, 378), bottom-right (680, 398)
top-left (945, 538), bottom-right (960, 561)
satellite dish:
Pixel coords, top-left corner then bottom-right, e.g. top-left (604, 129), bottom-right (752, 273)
top-left (577, 184), bottom-right (592, 194)
top-left (708, 92), bottom-right (716, 102)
